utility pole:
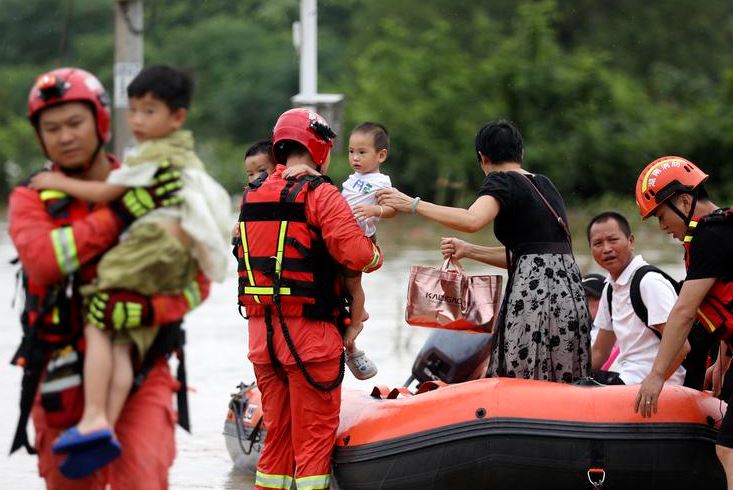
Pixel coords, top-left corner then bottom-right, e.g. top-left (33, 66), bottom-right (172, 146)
top-left (292, 0), bottom-right (344, 147)
top-left (298, 0), bottom-right (317, 100)
top-left (113, 0), bottom-right (143, 157)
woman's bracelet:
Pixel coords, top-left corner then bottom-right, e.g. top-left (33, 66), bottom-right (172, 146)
top-left (377, 205), bottom-right (384, 218)
top-left (410, 197), bottom-right (421, 215)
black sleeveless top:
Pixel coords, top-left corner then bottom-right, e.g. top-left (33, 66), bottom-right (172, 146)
top-left (477, 171), bottom-right (569, 251)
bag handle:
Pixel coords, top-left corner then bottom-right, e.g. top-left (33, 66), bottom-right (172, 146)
top-left (441, 257), bottom-right (464, 273)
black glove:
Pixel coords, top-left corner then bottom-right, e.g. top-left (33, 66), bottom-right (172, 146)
top-left (110, 161), bottom-right (183, 227)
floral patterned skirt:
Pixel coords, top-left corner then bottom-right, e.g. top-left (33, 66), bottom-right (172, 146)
top-left (487, 253), bottom-right (591, 383)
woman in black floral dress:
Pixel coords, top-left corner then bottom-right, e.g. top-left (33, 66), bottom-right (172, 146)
top-left (378, 120), bottom-right (590, 382)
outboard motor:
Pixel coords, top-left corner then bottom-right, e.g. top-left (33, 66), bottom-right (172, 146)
top-left (406, 330), bottom-right (492, 387)
top-left (223, 382), bottom-right (266, 472)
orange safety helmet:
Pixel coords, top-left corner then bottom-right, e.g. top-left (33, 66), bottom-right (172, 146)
top-left (635, 156), bottom-right (709, 219)
top-left (272, 108), bottom-right (335, 166)
top-left (28, 67), bottom-right (111, 144)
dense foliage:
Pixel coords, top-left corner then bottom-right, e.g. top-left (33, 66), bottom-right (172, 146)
top-left (2, 0), bottom-right (733, 205)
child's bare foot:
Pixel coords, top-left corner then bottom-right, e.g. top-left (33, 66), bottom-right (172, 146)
top-left (76, 415), bottom-right (112, 435)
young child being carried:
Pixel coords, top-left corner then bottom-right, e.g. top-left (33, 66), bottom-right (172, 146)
top-left (283, 122), bottom-right (396, 380)
top-left (243, 139), bottom-right (276, 183)
top-left (232, 139), bottom-right (277, 240)
top-left (29, 65), bottom-right (231, 460)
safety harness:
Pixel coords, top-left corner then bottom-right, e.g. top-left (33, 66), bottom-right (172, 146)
top-left (236, 173), bottom-right (345, 391)
top-left (10, 189), bottom-right (83, 454)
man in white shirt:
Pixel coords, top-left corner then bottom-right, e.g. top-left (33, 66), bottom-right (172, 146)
top-left (587, 211), bottom-right (689, 385)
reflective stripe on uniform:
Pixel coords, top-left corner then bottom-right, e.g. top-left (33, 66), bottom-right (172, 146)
top-left (183, 280), bottom-right (202, 310)
top-left (295, 474), bottom-right (330, 490)
top-left (50, 226), bottom-right (79, 275)
top-left (684, 220), bottom-right (698, 244)
top-left (40, 374), bottom-right (82, 393)
top-left (255, 471), bottom-right (293, 489)
top-left (240, 222), bottom-right (261, 304)
top-left (362, 242), bottom-right (381, 272)
top-left (696, 308), bottom-right (718, 332)
top-left (240, 220), bottom-right (291, 301)
top-left (39, 189), bottom-right (67, 201)
top-left (243, 286), bottom-right (292, 295)
top-left (275, 221), bottom-right (288, 277)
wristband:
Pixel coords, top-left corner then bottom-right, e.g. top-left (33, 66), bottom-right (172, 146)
top-left (377, 205), bottom-right (384, 218)
top-left (410, 197), bottom-right (421, 215)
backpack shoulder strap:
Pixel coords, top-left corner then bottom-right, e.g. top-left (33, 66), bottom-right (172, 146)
top-left (605, 282), bottom-right (613, 322)
top-left (629, 264), bottom-right (680, 335)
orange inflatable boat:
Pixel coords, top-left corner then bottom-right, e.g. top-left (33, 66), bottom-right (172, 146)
top-left (224, 331), bottom-right (727, 489)
top-left (332, 378), bottom-right (725, 489)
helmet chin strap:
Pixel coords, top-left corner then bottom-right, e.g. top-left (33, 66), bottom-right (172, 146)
top-left (59, 139), bottom-right (104, 176)
top-left (665, 190), bottom-right (699, 229)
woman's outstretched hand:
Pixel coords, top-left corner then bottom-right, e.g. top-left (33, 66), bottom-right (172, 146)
top-left (376, 187), bottom-right (414, 213)
top-left (441, 237), bottom-right (468, 260)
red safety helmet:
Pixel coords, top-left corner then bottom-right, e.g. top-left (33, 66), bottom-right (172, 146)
top-left (28, 67), bottom-right (111, 144)
top-left (635, 156), bottom-right (709, 219)
top-left (272, 108), bottom-right (335, 166)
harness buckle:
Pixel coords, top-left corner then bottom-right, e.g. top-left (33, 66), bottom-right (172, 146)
top-left (269, 255), bottom-right (282, 304)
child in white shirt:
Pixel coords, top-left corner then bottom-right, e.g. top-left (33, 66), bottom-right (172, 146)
top-left (284, 122), bottom-right (396, 379)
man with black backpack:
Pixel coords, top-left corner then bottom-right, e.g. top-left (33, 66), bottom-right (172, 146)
top-left (587, 211), bottom-right (689, 385)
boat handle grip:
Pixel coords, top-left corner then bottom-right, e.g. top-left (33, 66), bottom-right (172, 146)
top-left (587, 468), bottom-right (605, 489)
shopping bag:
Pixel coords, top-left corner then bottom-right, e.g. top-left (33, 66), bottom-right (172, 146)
top-left (405, 258), bottom-right (503, 333)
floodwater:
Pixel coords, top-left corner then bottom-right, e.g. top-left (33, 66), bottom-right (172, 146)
top-left (0, 216), bottom-right (684, 489)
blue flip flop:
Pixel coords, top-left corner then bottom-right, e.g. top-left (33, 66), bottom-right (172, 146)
top-left (59, 438), bottom-right (122, 480)
top-left (52, 427), bottom-right (113, 454)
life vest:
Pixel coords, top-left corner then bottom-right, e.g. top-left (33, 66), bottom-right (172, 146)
top-left (683, 208), bottom-right (733, 341)
top-left (15, 188), bottom-right (93, 354)
top-left (236, 174), bottom-right (341, 322)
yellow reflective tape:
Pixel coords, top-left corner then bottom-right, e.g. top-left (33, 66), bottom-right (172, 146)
top-left (183, 281), bottom-right (202, 310)
top-left (696, 308), bottom-right (717, 333)
top-left (295, 474), bottom-right (330, 490)
top-left (39, 189), bottom-right (67, 201)
top-left (50, 226), bottom-right (79, 275)
top-left (255, 471), bottom-right (293, 489)
top-left (240, 222), bottom-right (260, 304)
top-left (683, 235), bottom-right (693, 243)
top-left (362, 242), bottom-right (381, 272)
top-left (244, 286), bottom-right (292, 295)
top-left (275, 221), bottom-right (288, 276)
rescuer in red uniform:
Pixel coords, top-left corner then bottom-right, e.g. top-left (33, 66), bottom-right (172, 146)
top-left (633, 156), bottom-right (733, 488)
top-left (9, 67), bottom-right (210, 488)
top-left (236, 108), bottom-right (383, 490)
